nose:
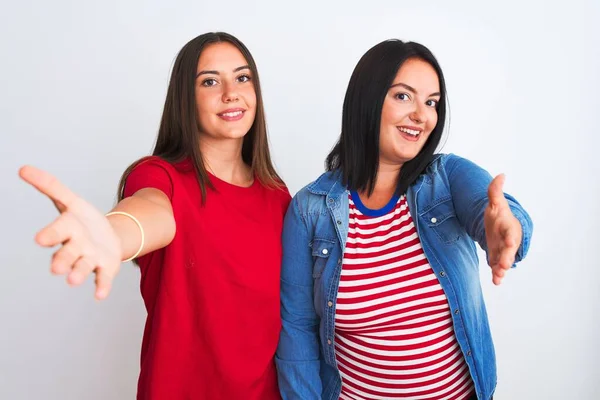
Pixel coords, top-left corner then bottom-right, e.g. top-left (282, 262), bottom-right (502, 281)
top-left (222, 81), bottom-right (239, 103)
top-left (409, 103), bottom-right (427, 124)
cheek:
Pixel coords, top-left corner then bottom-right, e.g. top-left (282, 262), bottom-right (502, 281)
top-left (243, 86), bottom-right (257, 108)
top-left (382, 102), bottom-right (413, 128)
top-left (427, 112), bottom-right (439, 132)
top-left (380, 102), bottom-right (397, 126)
top-left (379, 127), bottom-right (397, 155)
top-left (195, 94), bottom-right (220, 130)
top-left (195, 91), bottom-right (214, 115)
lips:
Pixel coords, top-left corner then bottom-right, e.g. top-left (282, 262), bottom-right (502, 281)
top-left (397, 125), bottom-right (423, 142)
top-left (398, 126), bottom-right (420, 136)
top-left (217, 108), bottom-right (245, 121)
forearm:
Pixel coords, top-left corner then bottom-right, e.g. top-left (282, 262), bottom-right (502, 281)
top-left (277, 196), bottom-right (324, 397)
top-left (106, 188), bottom-right (176, 261)
top-left (277, 281), bottom-right (323, 399)
top-left (446, 155), bottom-right (533, 263)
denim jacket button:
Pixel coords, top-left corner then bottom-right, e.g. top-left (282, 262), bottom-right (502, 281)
top-left (467, 350), bottom-right (472, 356)
top-left (322, 248), bottom-right (329, 255)
top-left (431, 217), bottom-right (437, 223)
top-left (328, 301), bottom-right (333, 307)
top-left (454, 309), bottom-right (460, 315)
top-left (440, 271), bottom-right (446, 277)
top-left (336, 220), bottom-right (342, 225)
top-left (328, 198), bottom-right (334, 204)
top-left (327, 339), bottom-right (332, 345)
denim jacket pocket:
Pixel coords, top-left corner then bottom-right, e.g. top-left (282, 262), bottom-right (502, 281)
top-left (421, 198), bottom-right (464, 244)
top-left (310, 238), bottom-right (335, 278)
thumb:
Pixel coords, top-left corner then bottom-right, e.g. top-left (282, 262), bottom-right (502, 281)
top-left (488, 174), bottom-right (507, 208)
top-left (19, 165), bottom-right (76, 212)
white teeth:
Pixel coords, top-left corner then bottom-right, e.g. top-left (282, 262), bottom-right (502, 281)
top-left (222, 111), bottom-right (242, 117)
top-left (399, 127), bottom-right (420, 136)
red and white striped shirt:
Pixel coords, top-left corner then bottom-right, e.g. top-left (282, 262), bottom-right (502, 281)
top-left (334, 194), bottom-right (474, 400)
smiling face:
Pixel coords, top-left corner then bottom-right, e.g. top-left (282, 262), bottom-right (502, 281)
top-left (378, 57), bottom-right (441, 166)
top-left (194, 42), bottom-right (257, 142)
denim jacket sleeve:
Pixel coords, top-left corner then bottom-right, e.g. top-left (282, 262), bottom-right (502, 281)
top-left (444, 154), bottom-right (533, 264)
top-left (276, 194), bottom-right (323, 399)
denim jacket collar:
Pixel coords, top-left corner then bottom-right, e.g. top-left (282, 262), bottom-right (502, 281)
top-left (305, 154), bottom-right (445, 200)
top-left (306, 169), bottom-right (345, 198)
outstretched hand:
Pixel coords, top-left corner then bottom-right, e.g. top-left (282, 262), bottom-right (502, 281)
top-left (19, 166), bottom-right (122, 300)
top-left (484, 174), bottom-right (522, 285)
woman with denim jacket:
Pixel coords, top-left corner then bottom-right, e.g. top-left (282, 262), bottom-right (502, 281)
top-left (276, 39), bottom-right (532, 400)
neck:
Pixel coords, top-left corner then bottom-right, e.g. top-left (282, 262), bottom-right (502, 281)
top-left (357, 161), bottom-right (403, 209)
top-left (199, 136), bottom-right (252, 185)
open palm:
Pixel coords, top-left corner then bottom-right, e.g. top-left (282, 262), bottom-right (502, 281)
top-left (19, 165), bottom-right (122, 300)
top-left (484, 174), bottom-right (523, 285)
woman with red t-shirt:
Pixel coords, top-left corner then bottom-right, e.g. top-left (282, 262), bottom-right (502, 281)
top-left (19, 32), bottom-right (290, 399)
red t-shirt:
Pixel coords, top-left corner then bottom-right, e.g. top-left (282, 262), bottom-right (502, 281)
top-left (123, 156), bottom-right (291, 400)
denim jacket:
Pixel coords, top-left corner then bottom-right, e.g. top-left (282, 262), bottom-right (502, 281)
top-left (275, 153), bottom-right (533, 400)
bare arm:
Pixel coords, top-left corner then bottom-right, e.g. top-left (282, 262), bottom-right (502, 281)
top-left (107, 188), bottom-right (175, 261)
top-left (19, 165), bottom-right (176, 300)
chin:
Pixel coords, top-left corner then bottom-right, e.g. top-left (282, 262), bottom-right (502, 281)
top-left (392, 149), bottom-right (420, 163)
top-left (222, 129), bottom-right (251, 140)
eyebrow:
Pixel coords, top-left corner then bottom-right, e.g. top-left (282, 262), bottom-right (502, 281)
top-left (390, 82), bottom-right (440, 97)
top-left (196, 65), bottom-right (250, 78)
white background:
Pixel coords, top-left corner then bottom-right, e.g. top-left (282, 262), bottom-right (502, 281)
top-left (1, 0), bottom-right (598, 398)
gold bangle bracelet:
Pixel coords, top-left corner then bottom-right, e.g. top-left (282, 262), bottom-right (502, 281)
top-left (105, 211), bottom-right (145, 262)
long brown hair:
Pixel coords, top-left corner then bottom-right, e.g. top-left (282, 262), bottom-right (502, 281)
top-left (117, 32), bottom-right (282, 203)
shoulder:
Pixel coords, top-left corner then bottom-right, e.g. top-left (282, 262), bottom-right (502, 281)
top-left (290, 171), bottom-right (339, 214)
top-left (129, 156), bottom-right (191, 176)
top-left (294, 171), bottom-right (329, 199)
top-left (423, 153), bottom-right (484, 177)
top-left (273, 183), bottom-right (293, 211)
top-left (124, 156), bottom-right (193, 199)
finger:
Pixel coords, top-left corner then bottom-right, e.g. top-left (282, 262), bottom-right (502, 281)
top-left (67, 257), bottom-right (96, 286)
top-left (35, 212), bottom-right (80, 247)
top-left (19, 165), bottom-right (77, 211)
top-left (495, 225), bottom-right (520, 269)
top-left (503, 232), bottom-right (517, 248)
top-left (487, 174), bottom-right (507, 208)
top-left (497, 247), bottom-right (516, 270)
top-left (492, 267), bottom-right (505, 285)
top-left (51, 241), bottom-right (82, 275)
top-left (488, 249), bottom-right (500, 268)
top-left (492, 273), bottom-right (503, 286)
top-left (94, 268), bottom-right (114, 300)
top-left (502, 223), bottom-right (522, 250)
top-left (493, 266), bottom-right (506, 278)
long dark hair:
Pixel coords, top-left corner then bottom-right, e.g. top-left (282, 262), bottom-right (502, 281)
top-left (326, 39), bottom-right (448, 196)
top-left (117, 32), bottom-right (282, 203)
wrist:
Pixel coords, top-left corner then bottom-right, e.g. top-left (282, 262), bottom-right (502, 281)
top-left (106, 211), bottom-right (144, 262)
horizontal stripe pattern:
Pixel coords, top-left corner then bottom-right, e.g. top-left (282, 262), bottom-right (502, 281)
top-left (335, 195), bottom-right (474, 400)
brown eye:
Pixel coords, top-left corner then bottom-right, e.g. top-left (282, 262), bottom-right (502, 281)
top-left (395, 92), bottom-right (410, 101)
top-left (237, 74), bottom-right (251, 83)
top-left (202, 78), bottom-right (218, 87)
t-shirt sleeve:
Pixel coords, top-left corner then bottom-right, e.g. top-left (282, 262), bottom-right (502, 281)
top-left (123, 157), bottom-right (174, 200)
